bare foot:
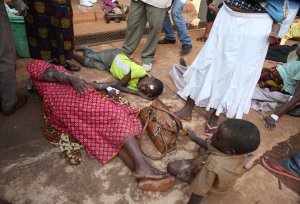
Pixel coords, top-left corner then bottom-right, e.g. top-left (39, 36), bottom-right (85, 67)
top-left (137, 177), bottom-right (175, 191)
top-left (174, 109), bottom-right (192, 121)
top-left (134, 165), bottom-right (171, 180)
top-left (75, 45), bottom-right (89, 51)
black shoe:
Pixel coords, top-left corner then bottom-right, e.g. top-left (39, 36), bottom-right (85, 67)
top-left (181, 44), bottom-right (192, 55)
top-left (158, 38), bottom-right (176, 44)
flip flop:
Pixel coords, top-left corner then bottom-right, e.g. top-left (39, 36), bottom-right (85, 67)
top-left (262, 156), bottom-right (300, 181)
top-left (137, 177), bottom-right (175, 192)
top-left (204, 123), bottom-right (218, 138)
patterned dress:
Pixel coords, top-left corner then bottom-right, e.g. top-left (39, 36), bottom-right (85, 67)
top-left (27, 60), bottom-right (143, 164)
top-left (25, 0), bottom-right (74, 65)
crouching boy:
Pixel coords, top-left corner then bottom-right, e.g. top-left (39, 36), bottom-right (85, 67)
top-left (167, 119), bottom-right (260, 204)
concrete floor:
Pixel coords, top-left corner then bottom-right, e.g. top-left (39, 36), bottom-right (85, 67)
top-left (1, 30), bottom-right (300, 204)
top-left (1, 4), bottom-right (300, 203)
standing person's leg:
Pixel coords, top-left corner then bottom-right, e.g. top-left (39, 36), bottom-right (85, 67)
top-left (196, 0), bottom-right (214, 42)
top-left (171, 0), bottom-right (192, 54)
top-left (141, 5), bottom-right (166, 66)
top-left (122, 1), bottom-right (147, 57)
top-left (158, 9), bottom-right (176, 43)
top-left (0, 2), bottom-right (27, 115)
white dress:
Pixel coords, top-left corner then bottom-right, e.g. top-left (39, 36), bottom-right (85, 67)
top-left (177, 4), bottom-right (273, 119)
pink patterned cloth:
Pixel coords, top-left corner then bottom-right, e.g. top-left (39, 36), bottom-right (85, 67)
top-left (27, 60), bottom-right (142, 164)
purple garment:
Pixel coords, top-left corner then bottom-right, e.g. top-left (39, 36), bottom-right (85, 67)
top-left (103, 0), bottom-right (117, 12)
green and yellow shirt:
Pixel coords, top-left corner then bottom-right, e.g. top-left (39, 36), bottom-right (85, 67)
top-left (110, 53), bottom-right (147, 90)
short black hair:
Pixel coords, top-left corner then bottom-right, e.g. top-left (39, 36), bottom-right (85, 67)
top-left (218, 119), bottom-right (260, 155)
top-left (151, 78), bottom-right (164, 97)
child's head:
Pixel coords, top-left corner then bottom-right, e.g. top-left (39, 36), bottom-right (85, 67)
top-left (211, 119), bottom-right (260, 155)
top-left (138, 77), bottom-right (164, 97)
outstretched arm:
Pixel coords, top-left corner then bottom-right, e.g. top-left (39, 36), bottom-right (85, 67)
top-left (42, 68), bottom-right (88, 93)
top-left (186, 129), bottom-right (208, 150)
top-left (264, 81), bottom-right (300, 129)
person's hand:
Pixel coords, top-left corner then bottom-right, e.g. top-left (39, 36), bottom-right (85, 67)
top-left (106, 86), bottom-right (120, 97)
top-left (12, 0), bottom-right (27, 15)
top-left (208, 3), bottom-right (219, 15)
top-left (263, 116), bottom-right (276, 130)
top-left (69, 76), bottom-right (88, 94)
top-left (268, 32), bottom-right (279, 44)
top-left (138, 92), bottom-right (154, 100)
top-left (296, 46), bottom-right (300, 58)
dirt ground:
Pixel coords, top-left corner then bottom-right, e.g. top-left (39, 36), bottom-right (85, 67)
top-left (1, 30), bottom-right (300, 204)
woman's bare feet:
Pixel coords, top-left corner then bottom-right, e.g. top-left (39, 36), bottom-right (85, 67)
top-left (174, 108), bottom-right (192, 121)
top-left (174, 97), bottom-right (195, 121)
top-left (134, 165), bottom-right (171, 180)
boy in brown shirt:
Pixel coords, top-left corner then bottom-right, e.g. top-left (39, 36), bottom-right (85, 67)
top-left (167, 119), bottom-right (260, 204)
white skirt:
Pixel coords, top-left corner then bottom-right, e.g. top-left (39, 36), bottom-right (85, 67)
top-left (178, 4), bottom-right (273, 119)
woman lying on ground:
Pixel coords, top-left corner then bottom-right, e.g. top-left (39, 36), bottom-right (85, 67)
top-left (173, 0), bottom-right (285, 137)
top-left (27, 60), bottom-right (175, 191)
top-left (257, 46), bottom-right (300, 130)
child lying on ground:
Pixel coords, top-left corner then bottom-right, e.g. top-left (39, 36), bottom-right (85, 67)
top-left (167, 119), bottom-right (260, 204)
top-left (73, 46), bottom-right (164, 100)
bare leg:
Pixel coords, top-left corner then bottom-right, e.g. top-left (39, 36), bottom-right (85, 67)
top-left (174, 96), bottom-right (195, 121)
top-left (118, 148), bottom-right (135, 171)
top-left (204, 21), bottom-right (213, 39)
top-left (196, 21), bottom-right (213, 42)
top-left (119, 137), bottom-right (170, 180)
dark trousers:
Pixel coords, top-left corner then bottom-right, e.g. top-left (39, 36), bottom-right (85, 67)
top-left (0, 1), bottom-right (18, 111)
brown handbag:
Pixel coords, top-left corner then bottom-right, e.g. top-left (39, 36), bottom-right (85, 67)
top-left (138, 98), bottom-right (184, 160)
